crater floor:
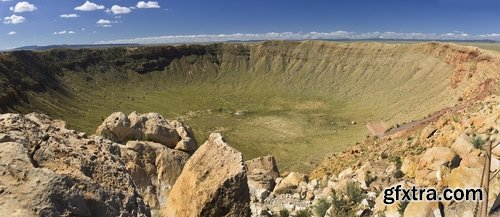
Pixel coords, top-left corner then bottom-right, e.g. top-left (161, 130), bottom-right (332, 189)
top-left (1, 41), bottom-right (498, 172)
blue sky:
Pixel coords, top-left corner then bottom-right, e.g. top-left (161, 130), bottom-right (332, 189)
top-left (0, 0), bottom-right (499, 49)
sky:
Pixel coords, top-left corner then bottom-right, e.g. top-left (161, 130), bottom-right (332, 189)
top-left (0, 0), bottom-right (499, 49)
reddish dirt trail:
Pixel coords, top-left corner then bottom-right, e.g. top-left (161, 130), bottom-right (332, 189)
top-left (383, 104), bottom-right (467, 136)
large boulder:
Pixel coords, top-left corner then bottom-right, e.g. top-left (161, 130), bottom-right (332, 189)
top-left (96, 112), bottom-right (197, 152)
top-left (246, 155), bottom-right (280, 192)
top-left (415, 147), bottom-right (460, 187)
top-left (447, 165), bottom-right (482, 189)
top-left (120, 141), bottom-right (190, 210)
top-left (444, 201), bottom-right (476, 217)
top-left (404, 201), bottom-right (441, 217)
top-left (162, 133), bottom-right (251, 217)
top-left (420, 124), bottom-right (438, 141)
top-left (401, 156), bottom-right (418, 178)
top-left (95, 112), bottom-right (141, 142)
top-left (0, 113), bottom-right (150, 217)
top-left (451, 133), bottom-right (475, 158)
top-left (272, 172), bottom-right (308, 195)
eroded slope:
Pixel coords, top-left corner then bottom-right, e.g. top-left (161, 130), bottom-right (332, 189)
top-left (0, 41), bottom-right (498, 171)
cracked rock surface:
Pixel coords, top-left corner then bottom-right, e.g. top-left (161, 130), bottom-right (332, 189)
top-left (96, 111), bottom-right (197, 153)
top-left (0, 113), bottom-right (150, 217)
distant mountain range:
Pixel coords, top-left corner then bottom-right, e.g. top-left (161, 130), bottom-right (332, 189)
top-left (6, 39), bottom-right (498, 51)
top-left (8, 44), bottom-right (140, 51)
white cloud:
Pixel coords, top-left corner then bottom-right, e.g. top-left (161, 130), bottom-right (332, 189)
top-left (1, 0), bottom-right (13, 2)
top-left (97, 31), bottom-right (500, 45)
top-left (10, 1), bottom-right (37, 13)
top-left (96, 19), bottom-right (116, 27)
top-left (96, 19), bottom-right (111, 24)
top-left (136, 1), bottom-right (160, 9)
top-left (75, 1), bottom-right (105, 11)
top-left (7, 31), bottom-right (16, 35)
top-left (3, 14), bottom-right (26, 24)
top-left (60, 14), bottom-right (79, 18)
top-left (110, 5), bottom-right (132, 14)
top-left (479, 33), bottom-right (500, 37)
top-left (53, 30), bottom-right (76, 35)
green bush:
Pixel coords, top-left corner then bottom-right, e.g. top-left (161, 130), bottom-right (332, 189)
top-left (327, 182), bottom-right (366, 217)
top-left (394, 170), bottom-right (405, 179)
top-left (277, 209), bottom-right (289, 217)
top-left (295, 209), bottom-right (312, 217)
top-left (389, 156), bottom-right (402, 170)
top-left (398, 200), bottom-right (409, 215)
top-left (407, 136), bottom-right (413, 142)
top-left (313, 198), bottom-right (331, 217)
top-left (471, 135), bottom-right (485, 150)
top-left (345, 182), bottom-right (365, 204)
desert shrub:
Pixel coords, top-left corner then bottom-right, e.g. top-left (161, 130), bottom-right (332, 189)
top-left (389, 156), bottom-right (402, 170)
top-left (327, 182), bottom-right (366, 217)
top-left (398, 200), bottom-right (409, 215)
top-left (365, 170), bottom-right (377, 186)
top-left (152, 211), bottom-right (162, 217)
top-left (407, 136), bottom-right (413, 142)
top-left (394, 170), bottom-right (405, 179)
top-left (275, 209), bottom-right (289, 217)
top-left (329, 193), bottom-right (355, 217)
top-left (414, 146), bottom-right (426, 155)
top-left (346, 182), bottom-right (365, 204)
top-left (313, 198), bottom-right (331, 217)
top-left (295, 208), bottom-right (312, 217)
top-left (472, 135), bottom-right (485, 150)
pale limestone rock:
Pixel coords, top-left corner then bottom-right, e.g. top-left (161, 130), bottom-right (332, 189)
top-left (403, 201), bottom-right (440, 217)
top-left (451, 133), bottom-right (474, 158)
top-left (246, 155), bottom-right (280, 192)
top-left (338, 167), bottom-right (354, 180)
top-left (96, 112), bottom-right (196, 151)
top-left (120, 141), bottom-right (189, 209)
top-left (273, 172), bottom-right (308, 195)
top-left (95, 112), bottom-right (141, 142)
top-left (163, 133), bottom-right (250, 217)
top-left (0, 113), bottom-right (150, 217)
top-left (447, 165), bottom-right (482, 189)
top-left (401, 157), bottom-right (417, 178)
top-left (420, 124), bottom-right (438, 141)
top-left (415, 147), bottom-right (460, 187)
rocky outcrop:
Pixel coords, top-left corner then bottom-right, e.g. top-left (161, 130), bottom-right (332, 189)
top-left (0, 113), bottom-right (150, 217)
top-left (414, 147), bottom-right (460, 187)
top-left (444, 201), bottom-right (476, 217)
top-left (246, 156), bottom-right (280, 190)
top-left (451, 133), bottom-right (475, 158)
top-left (246, 155), bottom-right (280, 202)
top-left (119, 140), bottom-right (189, 210)
top-left (96, 112), bottom-right (197, 152)
top-left (404, 201), bottom-right (440, 217)
top-left (273, 172), bottom-right (308, 195)
top-left (305, 96), bottom-right (498, 217)
top-left (163, 133), bottom-right (251, 217)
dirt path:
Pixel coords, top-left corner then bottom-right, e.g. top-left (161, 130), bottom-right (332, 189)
top-left (381, 104), bottom-right (467, 137)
